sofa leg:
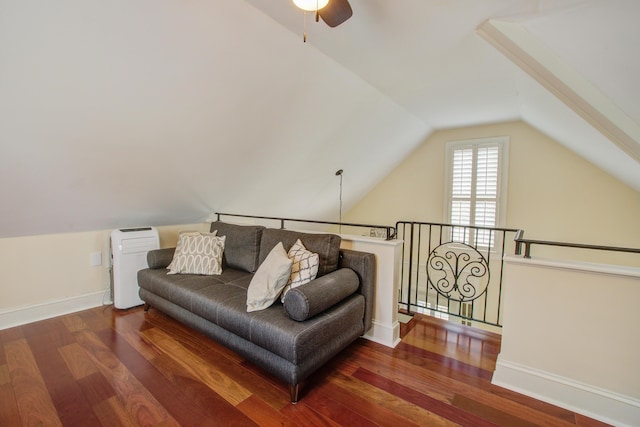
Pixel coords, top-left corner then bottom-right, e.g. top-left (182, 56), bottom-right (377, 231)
top-left (143, 303), bottom-right (151, 312)
top-left (289, 384), bottom-right (299, 404)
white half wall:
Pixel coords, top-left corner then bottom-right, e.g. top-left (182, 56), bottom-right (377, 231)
top-left (494, 255), bottom-right (640, 426)
top-left (340, 235), bottom-right (403, 348)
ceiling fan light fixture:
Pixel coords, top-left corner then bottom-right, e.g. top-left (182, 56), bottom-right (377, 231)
top-left (293, 0), bottom-right (329, 12)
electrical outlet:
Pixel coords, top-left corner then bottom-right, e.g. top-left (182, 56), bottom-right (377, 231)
top-left (90, 251), bottom-right (102, 266)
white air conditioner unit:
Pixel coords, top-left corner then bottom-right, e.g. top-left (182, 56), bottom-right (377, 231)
top-left (110, 227), bottom-right (159, 309)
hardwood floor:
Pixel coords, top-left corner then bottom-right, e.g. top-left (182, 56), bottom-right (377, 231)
top-left (0, 306), bottom-right (611, 427)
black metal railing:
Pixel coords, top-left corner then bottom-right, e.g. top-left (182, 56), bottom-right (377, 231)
top-left (514, 230), bottom-right (640, 259)
top-left (396, 221), bottom-right (521, 328)
top-left (215, 213), bottom-right (397, 240)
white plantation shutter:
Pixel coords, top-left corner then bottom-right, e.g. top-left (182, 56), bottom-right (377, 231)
top-left (446, 138), bottom-right (508, 247)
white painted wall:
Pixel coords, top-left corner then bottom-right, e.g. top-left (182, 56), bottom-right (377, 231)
top-left (344, 121), bottom-right (640, 265)
top-left (494, 256), bottom-right (640, 426)
top-left (0, 222), bottom-right (208, 328)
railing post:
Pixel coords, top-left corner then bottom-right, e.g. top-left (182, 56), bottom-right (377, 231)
top-left (406, 223), bottom-right (415, 315)
top-left (514, 229), bottom-right (524, 255)
top-left (385, 226), bottom-right (396, 241)
top-left (524, 242), bottom-right (531, 259)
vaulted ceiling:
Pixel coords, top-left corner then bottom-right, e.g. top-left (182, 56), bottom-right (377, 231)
top-left (1, 0), bottom-right (638, 238)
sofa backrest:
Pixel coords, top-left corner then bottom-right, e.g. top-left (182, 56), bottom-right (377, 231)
top-left (258, 228), bottom-right (341, 278)
top-left (210, 222), bottom-right (265, 273)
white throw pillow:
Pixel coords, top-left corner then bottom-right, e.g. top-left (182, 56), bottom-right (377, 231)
top-left (167, 232), bottom-right (225, 275)
top-left (281, 239), bottom-right (319, 302)
top-left (247, 242), bottom-right (293, 312)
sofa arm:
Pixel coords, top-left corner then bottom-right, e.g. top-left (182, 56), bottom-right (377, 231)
top-left (338, 249), bottom-right (375, 334)
top-left (147, 247), bottom-right (176, 269)
top-left (283, 268), bottom-right (360, 321)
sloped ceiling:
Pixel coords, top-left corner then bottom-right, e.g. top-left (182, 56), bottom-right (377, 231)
top-left (1, 0), bottom-right (638, 238)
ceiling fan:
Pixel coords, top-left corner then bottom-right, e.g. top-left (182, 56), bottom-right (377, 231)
top-left (293, 0), bottom-right (353, 28)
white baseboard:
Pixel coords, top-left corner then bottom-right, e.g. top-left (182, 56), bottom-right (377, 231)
top-left (492, 358), bottom-right (640, 427)
top-left (0, 291), bottom-right (107, 330)
top-left (364, 319), bottom-right (401, 348)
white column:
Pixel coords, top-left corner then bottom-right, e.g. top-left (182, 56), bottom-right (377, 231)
top-left (340, 235), bottom-right (403, 348)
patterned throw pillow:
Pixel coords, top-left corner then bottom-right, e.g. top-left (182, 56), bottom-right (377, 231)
top-left (167, 232), bottom-right (225, 275)
top-left (281, 239), bottom-right (319, 301)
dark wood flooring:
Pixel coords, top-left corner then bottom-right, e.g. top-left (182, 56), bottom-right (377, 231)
top-left (0, 305), bottom-right (611, 426)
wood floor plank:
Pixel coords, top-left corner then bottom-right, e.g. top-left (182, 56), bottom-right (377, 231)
top-left (148, 351), bottom-right (260, 426)
top-left (140, 327), bottom-right (252, 405)
top-left (489, 383), bottom-right (578, 423)
top-left (77, 372), bottom-right (117, 406)
top-left (77, 307), bottom-right (112, 331)
top-left (121, 330), bottom-right (163, 361)
top-left (197, 345), bottom-right (291, 410)
top-left (402, 322), bottom-right (497, 370)
top-left (144, 309), bottom-right (244, 363)
top-left (355, 341), bottom-right (578, 427)
top-left (132, 311), bottom-right (289, 410)
top-left (60, 313), bottom-right (89, 332)
top-left (23, 321), bottom-right (76, 357)
top-left (0, 363), bottom-right (10, 385)
top-left (30, 343), bottom-right (103, 426)
top-left (58, 342), bottom-right (100, 380)
top-left (355, 340), bottom-right (490, 392)
top-left (351, 367), bottom-right (498, 427)
top-left (452, 393), bottom-right (541, 427)
top-left (5, 338), bottom-right (63, 427)
top-left (74, 329), bottom-right (179, 427)
top-left (395, 340), bottom-right (494, 380)
top-left (111, 308), bottom-right (153, 333)
top-left (92, 395), bottom-right (140, 427)
top-left (279, 401), bottom-right (343, 427)
top-left (320, 370), bottom-right (458, 427)
top-left (311, 374), bottom-right (427, 427)
top-left (301, 388), bottom-right (390, 427)
top-left (0, 325), bottom-right (25, 346)
top-left (236, 394), bottom-right (298, 427)
top-left (0, 382), bottom-right (22, 427)
top-left (95, 326), bottom-right (245, 427)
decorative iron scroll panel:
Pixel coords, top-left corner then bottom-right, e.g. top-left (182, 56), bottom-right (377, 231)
top-left (427, 242), bottom-right (489, 302)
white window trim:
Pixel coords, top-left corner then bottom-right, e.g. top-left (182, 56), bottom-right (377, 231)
top-left (444, 136), bottom-right (510, 232)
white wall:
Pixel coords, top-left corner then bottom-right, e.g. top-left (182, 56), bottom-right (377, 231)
top-left (344, 121), bottom-right (640, 265)
top-left (0, 222), bottom-right (208, 327)
top-left (495, 256), bottom-right (640, 426)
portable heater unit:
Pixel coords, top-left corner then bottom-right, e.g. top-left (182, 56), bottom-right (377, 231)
top-left (110, 227), bottom-right (159, 309)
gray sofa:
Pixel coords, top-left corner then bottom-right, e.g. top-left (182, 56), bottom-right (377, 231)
top-left (137, 221), bottom-right (375, 402)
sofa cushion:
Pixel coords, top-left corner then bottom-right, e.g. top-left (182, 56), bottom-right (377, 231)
top-left (246, 242), bottom-right (293, 312)
top-left (258, 229), bottom-right (341, 278)
top-left (167, 232), bottom-right (225, 276)
top-left (283, 269), bottom-right (360, 321)
top-left (210, 222), bottom-right (265, 273)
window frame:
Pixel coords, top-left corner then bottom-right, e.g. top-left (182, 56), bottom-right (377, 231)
top-left (444, 136), bottom-right (509, 248)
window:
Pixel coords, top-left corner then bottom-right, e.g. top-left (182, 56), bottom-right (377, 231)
top-left (445, 137), bottom-right (509, 247)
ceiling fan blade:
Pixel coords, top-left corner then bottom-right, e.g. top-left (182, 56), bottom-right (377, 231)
top-left (319, 0), bottom-right (352, 27)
